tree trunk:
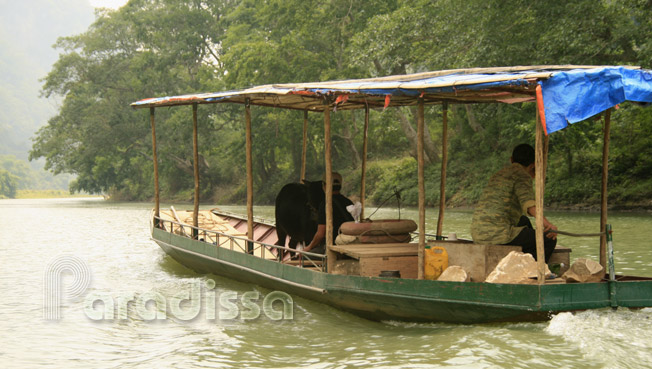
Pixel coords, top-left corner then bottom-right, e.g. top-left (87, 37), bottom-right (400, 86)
top-left (168, 153), bottom-right (210, 176)
top-left (334, 112), bottom-right (361, 168)
top-left (465, 105), bottom-right (483, 132)
top-left (396, 108), bottom-right (439, 164)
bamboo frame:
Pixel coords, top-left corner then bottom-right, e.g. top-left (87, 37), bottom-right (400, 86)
top-left (534, 109), bottom-right (546, 284)
top-left (360, 105), bottom-right (369, 220)
top-left (150, 107), bottom-right (160, 226)
top-left (324, 105), bottom-right (334, 272)
top-left (245, 100), bottom-right (254, 251)
top-left (301, 110), bottom-right (308, 181)
top-left (436, 103), bottom-right (449, 237)
top-left (192, 103), bottom-right (200, 239)
top-left (600, 108), bottom-right (611, 268)
top-left (417, 98), bottom-right (426, 279)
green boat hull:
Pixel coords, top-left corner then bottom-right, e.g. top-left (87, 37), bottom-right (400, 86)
top-left (152, 227), bottom-right (652, 324)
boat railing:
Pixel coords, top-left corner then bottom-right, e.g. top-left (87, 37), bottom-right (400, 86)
top-left (208, 208), bottom-right (276, 227)
top-left (154, 215), bottom-right (326, 271)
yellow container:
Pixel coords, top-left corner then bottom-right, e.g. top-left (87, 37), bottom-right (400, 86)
top-left (424, 246), bottom-right (449, 280)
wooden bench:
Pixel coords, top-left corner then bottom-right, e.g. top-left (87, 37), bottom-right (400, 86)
top-left (330, 241), bottom-right (571, 281)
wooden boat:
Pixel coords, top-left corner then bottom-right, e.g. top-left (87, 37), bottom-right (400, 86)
top-left (135, 66), bottom-right (652, 323)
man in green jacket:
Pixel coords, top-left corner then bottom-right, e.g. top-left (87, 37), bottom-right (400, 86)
top-left (471, 144), bottom-right (558, 262)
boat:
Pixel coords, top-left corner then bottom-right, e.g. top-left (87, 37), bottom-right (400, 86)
top-left (133, 65), bottom-right (652, 324)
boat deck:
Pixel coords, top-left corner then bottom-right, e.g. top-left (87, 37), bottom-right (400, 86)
top-left (157, 208), bottom-right (571, 281)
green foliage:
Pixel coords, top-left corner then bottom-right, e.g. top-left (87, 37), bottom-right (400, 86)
top-left (0, 169), bottom-right (18, 198)
top-left (30, 0), bottom-right (652, 209)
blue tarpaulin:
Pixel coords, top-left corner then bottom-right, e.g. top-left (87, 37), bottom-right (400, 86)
top-left (541, 67), bottom-right (652, 133)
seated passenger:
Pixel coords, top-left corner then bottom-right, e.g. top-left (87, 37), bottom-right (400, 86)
top-left (471, 144), bottom-right (558, 262)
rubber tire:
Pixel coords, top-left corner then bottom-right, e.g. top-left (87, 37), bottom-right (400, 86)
top-left (339, 219), bottom-right (417, 236)
top-left (336, 233), bottom-right (412, 245)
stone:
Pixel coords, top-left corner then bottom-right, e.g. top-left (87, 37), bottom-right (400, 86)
top-left (485, 251), bottom-right (552, 284)
top-left (437, 265), bottom-right (470, 282)
top-left (562, 258), bottom-right (605, 283)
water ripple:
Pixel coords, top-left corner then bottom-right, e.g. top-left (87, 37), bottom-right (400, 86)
top-left (1, 199), bottom-right (652, 368)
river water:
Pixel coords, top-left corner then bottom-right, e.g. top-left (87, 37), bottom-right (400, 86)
top-left (1, 198), bottom-right (651, 368)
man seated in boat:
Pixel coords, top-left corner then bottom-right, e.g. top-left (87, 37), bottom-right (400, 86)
top-left (304, 172), bottom-right (354, 254)
top-left (471, 144), bottom-right (558, 262)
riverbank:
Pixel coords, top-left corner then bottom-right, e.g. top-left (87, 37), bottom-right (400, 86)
top-left (15, 189), bottom-right (104, 199)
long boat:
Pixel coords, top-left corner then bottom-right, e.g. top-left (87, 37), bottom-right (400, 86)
top-left (133, 65), bottom-right (652, 324)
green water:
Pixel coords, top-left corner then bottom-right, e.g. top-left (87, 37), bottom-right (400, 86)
top-left (1, 198), bottom-right (651, 368)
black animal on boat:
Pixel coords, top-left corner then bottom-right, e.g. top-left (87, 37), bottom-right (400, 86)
top-left (274, 180), bottom-right (324, 258)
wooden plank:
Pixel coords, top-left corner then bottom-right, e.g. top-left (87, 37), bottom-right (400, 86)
top-left (324, 105), bottom-right (335, 272)
top-left (192, 103), bottom-right (199, 239)
top-left (600, 109), bottom-right (611, 268)
top-left (330, 243), bottom-right (418, 258)
top-left (535, 108), bottom-right (546, 284)
top-left (417, 98), bottom-right (425, 279)
top-left (301, 110), bottom-right (308, 181)
top-left (150, 107), bottom-right (160, 225)
top-left (360, 105), bottom-right (369, 219)
top-left (245, 101), bottom-right (254, 251)
top-left (436, 103), bottom-right (448, 237)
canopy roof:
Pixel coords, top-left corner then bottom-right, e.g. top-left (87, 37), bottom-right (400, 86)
top-left (131, 65), bottom-right (652, 134)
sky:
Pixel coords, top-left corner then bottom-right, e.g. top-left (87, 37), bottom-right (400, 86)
top-left (89, 0), bottom-right (128, 9)
top-left (0, 0), bottom-right (127, 162)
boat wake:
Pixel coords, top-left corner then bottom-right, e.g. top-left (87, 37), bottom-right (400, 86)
top-left (547, 308), bottom-right (652, 368)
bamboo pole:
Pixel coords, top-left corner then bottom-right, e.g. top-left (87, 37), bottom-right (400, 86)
top-left (535, 109), bottom-right (546, 284)
top-left (301, 110), bottom-right (308, 181)
top-left (543, 134), bottom-right (549, 184)
top-left (360, 105), bottom-right (369, 220)
top-left (417, 98), bottom-right (426, 279)
top-left (324, 104), bottom-right (334, 273)
top-left (436, 103), bottom-right (449, 238)
top-left (192, 103), bottom-right (200, 239)
top-left (600, 109), bottom-right (611, 268)
top-left (150, 107), bottom-right (160, 227)
top-left (245, 100), bottom-right (254, 252)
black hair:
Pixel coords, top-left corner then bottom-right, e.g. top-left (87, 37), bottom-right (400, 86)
top-left (512, 144), bottom-right (535, 166)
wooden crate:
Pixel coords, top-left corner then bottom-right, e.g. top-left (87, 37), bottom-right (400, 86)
top-left (330, 243), bottom-right (417, 278)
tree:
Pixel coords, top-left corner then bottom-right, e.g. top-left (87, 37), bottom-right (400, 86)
top-left (31, 0), bottom-right (652, 207)
top-left (0, 169), bottom-right (18, 198)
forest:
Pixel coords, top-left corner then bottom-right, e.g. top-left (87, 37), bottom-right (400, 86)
top-left (27, 0), bottom-right (652, 209)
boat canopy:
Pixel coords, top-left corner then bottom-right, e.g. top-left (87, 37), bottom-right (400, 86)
top-left (131, 65), bottom-right (652, 134)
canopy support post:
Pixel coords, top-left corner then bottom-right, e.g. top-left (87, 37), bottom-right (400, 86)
top-left (360, 105), bottom-right (369, 220)
top-left (436, 103), bottom-right (449, 238)
top-left (417, 98), bottom-right (426, 280)
top-left (245, 99), bottom-right (254, 253)
top-left (600, 109), bottom-right (611, 268)
top-left (324, 103), bottom-right (334, 273)
top-left (192, 103), bottom-right (200, 239)
top-left (150, 107), bottom-right (160, 227)
top-left (301, 110), bottom-right (308, 181)
top-left (535, 109), bottom-right (547, 284)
